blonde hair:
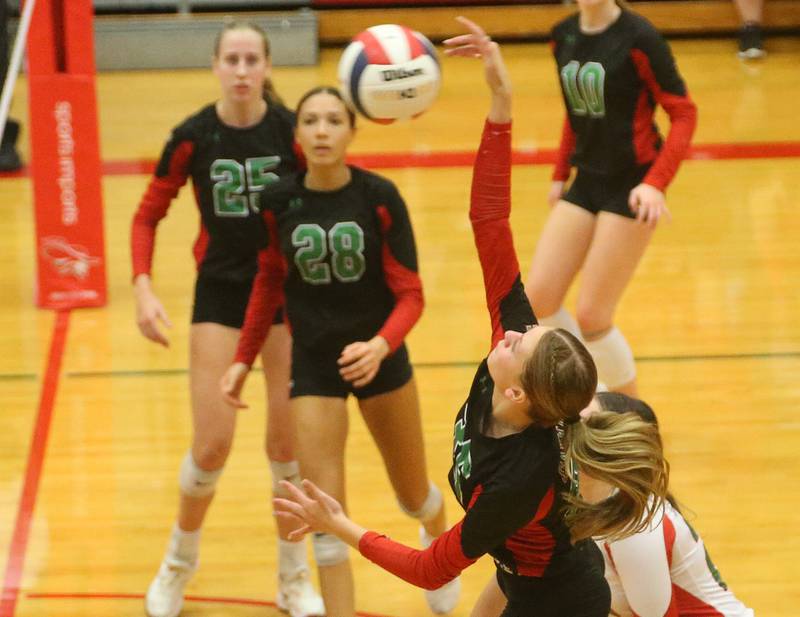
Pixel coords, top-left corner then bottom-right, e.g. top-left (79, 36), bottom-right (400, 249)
top-left (519, 329), bottom-right (597, 428)
top-left (563, 410), bottom-right (669, 543)
top-left (213, 20), bottom-right (283, 105)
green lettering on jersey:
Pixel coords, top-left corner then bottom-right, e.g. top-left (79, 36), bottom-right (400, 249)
top-left (211, 156), bottom-right (280, 217)
top-left (560, 60), bottom-right (606, 118)
top-left (245, 156), bottom-right (281, 213)
top-left (684, 517), bottom-right (730, 590)
top-left (292, 221), bottom-right (366, 285)
top-left (292, 223), bottom-right (331, 284)
top-left (452, 410), bottom-right (472, 504)
top-left (329, 222), bottom-right (366, 282)
top-left (211, 159), bottom-right (248, 216)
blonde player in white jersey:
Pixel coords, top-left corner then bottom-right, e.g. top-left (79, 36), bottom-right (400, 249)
top-left (580, 393), bottom-right (754, 617)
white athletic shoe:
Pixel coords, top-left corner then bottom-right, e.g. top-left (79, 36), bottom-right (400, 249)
top-left (419, 527), bottom-right (461, 614)
top-left (277, 567), bottom-right (326, 617)
top-left (144, 556), bottom-right (196, 617)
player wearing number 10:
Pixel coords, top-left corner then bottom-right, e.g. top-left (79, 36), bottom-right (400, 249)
top-left (525, 0), bottom-right (697, 397)
top-left (131, 22), bottom-right (324, 617)
top-left (221, 86), bottom-right (459, 617)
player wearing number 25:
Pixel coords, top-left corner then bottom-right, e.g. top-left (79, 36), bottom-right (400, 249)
top-left (221, 86), bottom-right (458, 617)
top-left (525, 0), bottom-right (697, 398)
top-left (131, 22), bottom-right (327, 617)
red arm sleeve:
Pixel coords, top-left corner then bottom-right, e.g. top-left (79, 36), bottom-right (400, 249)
top-left (130, 140), bottom-right (194, 279)
top-left (358, 521), bottom-right (476, 591)
top-left (552, 116), bottom-right (576, 182)
top-left (234, 211), bottom-right (286, 366)
top-left (470, 120), bottom-right (535, 350)
top-left (630, 44), bottom-right (697, 192)
top-left (375, 194), bottom-right (424, 353)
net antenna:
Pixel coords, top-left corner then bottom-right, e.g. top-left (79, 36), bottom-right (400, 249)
top-left (0, 0), bottom-right (37, 144)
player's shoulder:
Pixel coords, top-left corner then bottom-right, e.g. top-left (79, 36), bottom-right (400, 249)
top-left (267, 99), bottom-right (297, 128)
top-left (171, 103), bottom-right (219, 140)
top-left (264, 171), bottom-right (303, 205)
top-left (622, 10), bottom-right (666, 46)
top-left (551, 12), bottom-right (580, 42)
top-left (484, 427), bottom-right (559, 491)
top-left (351, 166), bottom-right (401, 201)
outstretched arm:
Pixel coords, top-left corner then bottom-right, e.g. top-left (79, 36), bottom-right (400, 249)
top-left (445, 17), bottom-right (534, 350)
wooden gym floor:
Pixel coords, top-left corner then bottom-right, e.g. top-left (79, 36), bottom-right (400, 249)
top-left (1, 34), bottom-right (799, 616)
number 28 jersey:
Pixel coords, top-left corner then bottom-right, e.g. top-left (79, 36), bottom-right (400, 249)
top-left (131, 102), bottom-right (299, 282)
top-left (235, 167), bottom-right (423, 362)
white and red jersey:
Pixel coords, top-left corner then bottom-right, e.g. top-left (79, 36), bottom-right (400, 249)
top-left (599, 499), bottom-right (753, 617)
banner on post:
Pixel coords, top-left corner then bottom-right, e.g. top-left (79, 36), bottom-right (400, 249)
top-left (27, 0), bottom-right (106, 309)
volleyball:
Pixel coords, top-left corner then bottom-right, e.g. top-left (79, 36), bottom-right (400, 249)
top-left (338, 24), bottom-right (441, 124)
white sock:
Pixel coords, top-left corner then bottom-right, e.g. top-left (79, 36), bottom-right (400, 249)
top-left (538, 307), bottom-right (583, 340)
top-left (278, 539), bottom-right (309, 577)
top-left (168, 524), bottom-right (200, 564)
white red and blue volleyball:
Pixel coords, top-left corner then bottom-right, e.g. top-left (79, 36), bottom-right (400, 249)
top-left (338, 24), bottom-right (441, 124)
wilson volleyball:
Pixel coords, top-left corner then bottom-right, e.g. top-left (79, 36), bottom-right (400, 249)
top-left (338, 24), bottom-right (441, 123)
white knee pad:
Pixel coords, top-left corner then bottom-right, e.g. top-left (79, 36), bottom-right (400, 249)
top-left (270, 460), bottom-right (302, 493)
top-left (538, 307), bottom-right (583, 340)
top-left (585, 327), bottom-right (636, 390)
top-left (399, 483), bottom-right (443, 524)
top-left (312, 532), bottom-right (349, 567)
top-left (179, 452), bottom-right (223, 498)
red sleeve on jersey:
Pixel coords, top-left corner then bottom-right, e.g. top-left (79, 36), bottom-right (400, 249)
top-left (552, 116), bottom-right (576, 182)
top-left (234, 211), bottom-right (287, 366)
top-left (130, 140), bottom-right (194, 279)
top-left (358, 522), bottom-right (476, 591)
top-left (375, 205), bottom-right (424, 353)
top-left (469, 120), bottom-right (520, 350)
top-left (630, 49), bottom-right (697, 192)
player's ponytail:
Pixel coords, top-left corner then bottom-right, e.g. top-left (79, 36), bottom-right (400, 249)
top-left (563, 410), bottom-right (669, 544)
top-left (214, 20), bottom-right (285, 105)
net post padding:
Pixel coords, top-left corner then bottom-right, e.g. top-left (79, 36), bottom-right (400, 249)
top-left (27, 0), bottom-right (106, 309)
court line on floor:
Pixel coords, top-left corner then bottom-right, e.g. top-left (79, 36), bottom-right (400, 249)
top-left (0, 373), bottom-right (37, 381)
top-left (44, 349), bottom-right (800, 380)
top-left (1, 141), bottom-right (799, 179)
top-left (0, 311), bottom-right (70, 617)
top-left (24, 591), bottom-right (396, 617)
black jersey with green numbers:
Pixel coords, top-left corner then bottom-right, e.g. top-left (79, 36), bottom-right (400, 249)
top-left (136, 102), bottom-right (298, 282)
top-left (263, 166), bottom-right (421, 353)
top-left (551, 10), bottom-right (695, 183)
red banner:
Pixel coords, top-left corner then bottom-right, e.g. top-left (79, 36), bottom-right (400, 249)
top-left (27, 0), bottom-right (106, 309)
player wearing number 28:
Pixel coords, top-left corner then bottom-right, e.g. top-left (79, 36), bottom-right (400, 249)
top-left (525, 1), bottom-right (697, 397)
top-left (221, 86), bottom-right (459, 617)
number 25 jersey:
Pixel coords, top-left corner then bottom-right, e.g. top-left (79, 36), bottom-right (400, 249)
top-left (131, 102), bottom-right (299, 283)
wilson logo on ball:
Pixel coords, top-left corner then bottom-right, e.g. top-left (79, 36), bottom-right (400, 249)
top-left (338, 24), bottom-right (441, 124)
